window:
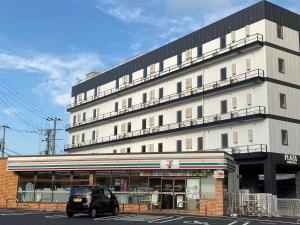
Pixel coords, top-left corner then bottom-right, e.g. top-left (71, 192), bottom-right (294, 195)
top-left (280, 93), bottom-right (287, 109)
top-left (150, 90), bottom-right (155, 100)
top-left (141, 145), bottom-right (146, 153)
top-left (82, 112), bottom-right (86, 121)
top-left (233, 131), bottom-right (238, 145)
top-left (114, 125), bottom-right (118, 135)
top-left (177, 110), bottom-right (182, 123)
top-left (185, 49), bottom-right (192, 60)
top-left (185, 108), bottom-right (192, 119)
top-left (92, 131), bottom-right (96, 140)
top-left (221, 100), bottom-right (228, 114)
top-left (158, 143), bottom-right (163, 153)
top-left (127, 122), bottom-right (131, 132)
top-left (281, 129), bottom-right (288, 145)
top-left (221, 133), bottom-right (228, 148)
top-left (127, 148), bottom-right (130, 153)
top-left (72, 135), bottom-right (75, 145)
top-left (148, 144), bottom-right (154, 152)
top-left (231, 30), bottom-right (235, 42)
top-left (128, 98), bottom-right (132, 108)
top-left (177, 82), bottom-right (182, 94)
top-left (197, 106), bottom-right (203, 118)
top-left (143, 68), bottom-right (147, 78)
top-left (185, 78), bottom-right (192, 89)
top-left (177, 54), bottom-right (182, 65)
top-left (116, 79), bottom-right (119, 89)
top-left (73, 115), bottom-right (76, 125)
top-left (197, 45), bottom-right (203, 57)
top-left (197, 137), bottom-right (203, 151)
top-left (129, 73), bottom-right (133, 83)
top-left (245, 25), bottom-right (250, 37)
top-left (220, 36), bottom-right (226, 49)
top-left (232, 97), bottom-right (237, 109)
top-left (185, 138), bottom-right (192, 150)
top-left (197, 75), bottom-right (203, 87)
top-left (232, 63), bottom-right (236, 75)
top-left (121, 99), bottom-right (126, 108)
top-left (93, 109), bottom-right (97, 118)
top-left (220, 67), bottom-right (227, 81)
top-left (159, 61), bottom-right (164, 72)
top-left (114, 102), bottom-right (118, 112)
top-left (246, 58), bottom-right (251, 71)
top-left (248, 129), bottom-right (253, 143)
top-left (159, 87), bottom-right (164, 99)
top-left (277, 24), bottom-right (283, 39)
top-left (142, 118), bottom-right (147, 130)
top-left (149, 117), bottom-right (155, 127)
top-left (176, 140), bottom-right (182, 152)
top-left (278, 58), bottom-right (285, 73)
top-left (142, 93), bottom-right (147, 103)
top-left (158, 115), bottom-right (163, 126)
top-left (247, 93), bottom-right (252, 106)
top-left (81, 133), bottom-right (85, 142)
top-left (113, 149), bottom-right (117, 154)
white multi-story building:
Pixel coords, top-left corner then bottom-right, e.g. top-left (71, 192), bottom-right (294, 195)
top-left (65, 1), bottom-right (300, 197)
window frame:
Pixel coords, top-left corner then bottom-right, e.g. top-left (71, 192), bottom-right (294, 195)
top-left (280, 93), bottom-right (287, 109)
top-left (281, 129), bottom-right (288, 146)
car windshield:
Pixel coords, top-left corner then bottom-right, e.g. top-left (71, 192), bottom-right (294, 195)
top-left (70, 186), bottom-right (92, 195)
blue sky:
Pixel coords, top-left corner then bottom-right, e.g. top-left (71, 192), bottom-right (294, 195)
top-left (0, 0), bottom-right (299, 155)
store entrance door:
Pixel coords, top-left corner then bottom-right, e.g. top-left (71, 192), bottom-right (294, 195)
top-left (161, 178), bottom-right (186, 210)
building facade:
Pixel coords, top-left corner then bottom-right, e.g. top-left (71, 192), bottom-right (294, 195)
top-left (64, 1), bottom-right (300, 197)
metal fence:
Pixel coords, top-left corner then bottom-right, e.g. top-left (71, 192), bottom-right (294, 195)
top-left (227, 193), bottom-right (274, 217)
top-left (277, 198), bottom-right (300, 217)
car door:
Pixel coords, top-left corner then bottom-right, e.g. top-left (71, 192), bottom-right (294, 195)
top-left (102, 188), bottom-right (113, 212)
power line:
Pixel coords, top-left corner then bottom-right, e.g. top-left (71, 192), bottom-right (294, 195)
top-left (0, 77), bottom-right (52, 118)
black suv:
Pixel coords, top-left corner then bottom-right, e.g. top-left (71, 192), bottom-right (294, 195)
top-left (66, 185), bottom-right (119, 218)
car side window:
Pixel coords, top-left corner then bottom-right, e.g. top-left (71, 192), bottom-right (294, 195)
top-left (103, 188), bottom-right (111, 199)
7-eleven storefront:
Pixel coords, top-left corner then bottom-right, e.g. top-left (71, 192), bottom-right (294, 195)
top-left (1, 152), bottom-right (239, 216)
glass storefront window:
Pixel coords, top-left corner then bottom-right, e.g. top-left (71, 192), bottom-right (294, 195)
top-left (72, 171), bottom-right (89, 185)
top-left (53, 172), bottom-right (71, 203)
top-left (18, 172), bottom-right (35, 202)
top-left (130, 171), bottom-right (148, 192)
top-left (111, 171), bottom-right (129, 204)
top-left (95, 171), bottom-right (111, 188)
top-left (200, 173), bottom-right (215, 199)
top-left (35, 172), bottom-right (53, 202)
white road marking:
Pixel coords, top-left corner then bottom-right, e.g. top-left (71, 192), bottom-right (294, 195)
top-left (152, 216), bottom-right (184, 223)
top-left (228, 222), bottom-right (239, 225)
top-left (183, 221), bottom-right (210, 224)
top-left (45, 214), bottom-right (67, 218)
top-left (95, 214), bottom-right (166, 222)
top-left (148, 216), bottom-right (175, 223)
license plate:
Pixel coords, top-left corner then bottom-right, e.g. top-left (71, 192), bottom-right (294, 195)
top-left (73, 198), bottom-right (82, 202)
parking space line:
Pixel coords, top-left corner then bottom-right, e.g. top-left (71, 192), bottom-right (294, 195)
top-left (228, 222), bottom-right (238, 225)
top-left (150, 216), bottom-right (184, 223)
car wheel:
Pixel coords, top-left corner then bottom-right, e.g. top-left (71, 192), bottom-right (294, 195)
top-left (112, 206), bottom-right (119, 216)
top-left (90, 208), bottom-right (97, 218)
top-left (67, 212), bottom-right (73, 218)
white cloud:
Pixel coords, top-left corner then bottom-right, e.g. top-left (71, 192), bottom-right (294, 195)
top-left (95, 0), bottom-right (255, 49)
top-left (0, 50), bottom-right (103, 106)
top-left (2, 107), bottom-right (18, 116)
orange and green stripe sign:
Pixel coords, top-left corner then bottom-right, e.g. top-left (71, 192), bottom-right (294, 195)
top-left (8, 158), bottom-right (237, 172)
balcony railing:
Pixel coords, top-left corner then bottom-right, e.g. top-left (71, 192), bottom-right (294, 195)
top-left (207, 144), bottom-right (267, 154)
top-left (67, 33), bottom-right (264, 110)
top-left (65, 106), bottom-right (266, 150)
top-left (66, 69), bottom-right (264, 130)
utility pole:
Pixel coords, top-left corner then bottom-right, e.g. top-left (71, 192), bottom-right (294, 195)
top-left (46, 117), bottom-right (62, 155)
top-left (0, 125), bottom-right (10, 158)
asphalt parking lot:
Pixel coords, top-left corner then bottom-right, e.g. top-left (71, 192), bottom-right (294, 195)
top-left (0, 209), bottom-right (299, 225)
